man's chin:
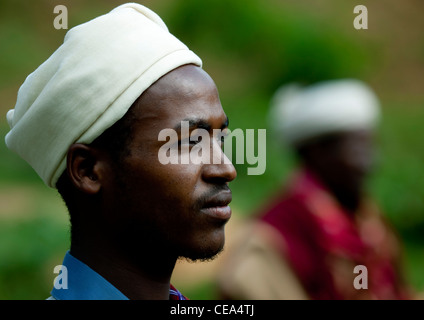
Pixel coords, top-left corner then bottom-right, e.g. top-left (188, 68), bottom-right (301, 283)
top-left (178, 243), bottom-right (225, 263)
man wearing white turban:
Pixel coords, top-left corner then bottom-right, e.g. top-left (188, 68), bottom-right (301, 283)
top-left (5, 3), bottom-right (236, 300)
top-left (218, 79), bottom-right (412, 300)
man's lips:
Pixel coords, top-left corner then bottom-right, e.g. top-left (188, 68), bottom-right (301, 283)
top-left (201, 191), bottom-right (232, 220)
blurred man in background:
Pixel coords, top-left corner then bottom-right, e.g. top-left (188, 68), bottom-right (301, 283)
top-left (218, 79), bottom-right (411, 299)
top-left (5, 3), bottom-right (236, 300)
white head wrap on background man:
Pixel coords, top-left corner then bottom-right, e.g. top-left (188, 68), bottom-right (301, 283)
top-left (5, 3), bottom-right (202, 188)
top-left (268, 79), bottom-right (381, 147)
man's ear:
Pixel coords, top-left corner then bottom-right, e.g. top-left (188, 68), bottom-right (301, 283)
top-left (66, 143), bottom-right (105, 194)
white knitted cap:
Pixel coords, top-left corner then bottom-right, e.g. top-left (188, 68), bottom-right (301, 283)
top-left (268, 79), bottom-right (380, 146)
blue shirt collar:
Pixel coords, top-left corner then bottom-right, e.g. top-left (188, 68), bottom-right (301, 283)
top-left (51, 251), bottom-right (129, 300)
top-left (51, 251), bottom-right (186, 300)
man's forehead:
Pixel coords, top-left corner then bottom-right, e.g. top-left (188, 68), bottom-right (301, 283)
top-left (132, 65), bottom-right (224, 127)
top-left (148, 65), bottom-right (217, 99)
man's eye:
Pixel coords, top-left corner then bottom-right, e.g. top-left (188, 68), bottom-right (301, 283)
top-left (191, 135), bottom-right (203, 145)
top-left (179, 136), bottom-right (202, 146)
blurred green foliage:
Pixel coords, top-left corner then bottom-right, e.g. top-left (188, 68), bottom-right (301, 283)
top-left (0, 0), bottom-right (423, 299)
top-left (166, 0), bottom-right (372, 94)
top-left (0, 214), bottom-right (68, 299)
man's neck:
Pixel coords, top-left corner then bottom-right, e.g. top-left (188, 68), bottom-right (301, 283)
top-left (70, 240), bottom-right (177, 300)
top-left (332, 190), bottom-right (361, 215)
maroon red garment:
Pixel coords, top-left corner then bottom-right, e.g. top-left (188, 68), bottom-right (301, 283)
top-left (170, 284), bottom-right (187, 300)
top-left (260, 169), bottom-right (410, 300)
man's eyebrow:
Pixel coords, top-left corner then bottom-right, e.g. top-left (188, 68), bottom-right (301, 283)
top-left (174, 117), bottom-right (229, 132)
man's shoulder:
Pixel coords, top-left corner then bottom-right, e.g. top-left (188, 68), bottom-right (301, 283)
top-left (261, 192), bottom-right (313, 225)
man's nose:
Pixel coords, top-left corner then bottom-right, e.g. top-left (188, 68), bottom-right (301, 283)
top-left (202, 143), bottom-right (237, 184)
